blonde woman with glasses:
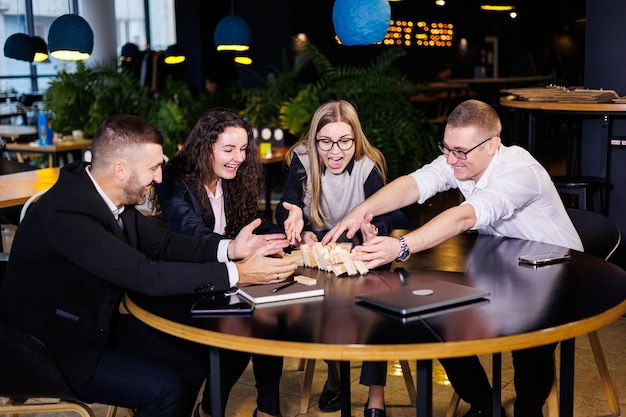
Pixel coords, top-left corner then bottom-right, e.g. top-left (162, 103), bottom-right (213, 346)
top-left (276, 100), bottom-right (394, 417)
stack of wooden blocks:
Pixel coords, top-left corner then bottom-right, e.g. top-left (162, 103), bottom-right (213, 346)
top-left (286, 242), bottom-right (369, 276)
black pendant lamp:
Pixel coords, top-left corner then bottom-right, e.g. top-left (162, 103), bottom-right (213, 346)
top-left (120, 43), bottom-right (140, 63)
top-left (4, 33), bottom-right (35, 61)
top-left (163, 44), bottom-right (186, 64)
top-left (31, 36), bottom-right (49, 62)
top-left (48, 14), bottom-right (94, 60)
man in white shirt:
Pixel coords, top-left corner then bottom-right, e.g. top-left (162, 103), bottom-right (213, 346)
top-left (323, 99), bottom-right (582, 417)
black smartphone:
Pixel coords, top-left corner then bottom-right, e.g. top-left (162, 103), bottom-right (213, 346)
top-left (190, 292), bottom-right (254, 316)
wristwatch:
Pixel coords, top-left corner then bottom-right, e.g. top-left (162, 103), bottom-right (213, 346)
top-left (396, 236), bottom-right (410, 262)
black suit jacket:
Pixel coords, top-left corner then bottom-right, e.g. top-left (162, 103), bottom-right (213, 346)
top-left (155, 168), bottom-right (282, 238)
top-left (0, 161), bottom-right (233, 384)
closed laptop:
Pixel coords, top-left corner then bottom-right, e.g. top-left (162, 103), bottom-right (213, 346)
top-left (355, 280), bottom-right (490, 316)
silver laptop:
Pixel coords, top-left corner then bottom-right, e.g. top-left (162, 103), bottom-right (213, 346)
top-left (355, 280), bottom-right (490, 316)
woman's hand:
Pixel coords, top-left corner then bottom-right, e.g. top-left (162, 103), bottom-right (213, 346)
top-left (301, 231), bottom-right (318, 245)
top-left (282, 202), bottom-right (305, 245)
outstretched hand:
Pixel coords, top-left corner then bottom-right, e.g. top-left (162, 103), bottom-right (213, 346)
top-left (321, 208), bottom-right (370, 245)
top-left (229, 218), bottom-right (290, 260)
top-left (352, 235), bottom-right (401, 269)
top-left (282, 202), bottom-right (305, 245)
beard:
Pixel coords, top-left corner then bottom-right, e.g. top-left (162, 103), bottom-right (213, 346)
top-left (123, 172), bottom-right (148, 205)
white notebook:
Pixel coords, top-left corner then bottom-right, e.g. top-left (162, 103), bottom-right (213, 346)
top-left (238, 281), bottom-right (324, 304)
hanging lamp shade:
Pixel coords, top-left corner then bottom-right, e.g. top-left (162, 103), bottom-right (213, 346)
top-left (332, 0), bottom-right (391, 46)
top-left (31, 36), bottom-right (49, 62)
top-left (214, 15), bottom-right (251, 51)
top-left (163, 44), bottom-right (185, 64)
top-left (4, 33), bottom-right (35, 62)
top-left (48, 14), bottom-right (94, 60)
top-left (120, 42), bottom-right (140, 63)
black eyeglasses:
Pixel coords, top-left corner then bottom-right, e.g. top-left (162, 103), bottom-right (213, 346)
top-left (437, 137), bottom-right (492, 160)
top-left (316, 138), bottom-right (355, 151)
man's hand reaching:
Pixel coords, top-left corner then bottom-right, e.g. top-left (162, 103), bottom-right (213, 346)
top-left (228, 218), bottom-right (290, 260)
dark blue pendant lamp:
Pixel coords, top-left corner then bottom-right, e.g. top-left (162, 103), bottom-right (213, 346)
top-left (214, 0), bottom-right (251, 52)
top-left (120, 42), bottom-right (140, 63)
top-left (163, 44), bottom-right (186, 64)
top-left (48, 14), bottom-right (94, 60)
top-left (333, 0), bottom-right (391, 46)
top-left (4, 33), bottom-right (35, 61)
top-left (31, 36), bottom-right (48, 62)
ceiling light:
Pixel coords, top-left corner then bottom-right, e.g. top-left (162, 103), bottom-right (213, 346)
top-left (48, 14), bottom-right (94, 60)
top-left (163, 44), bottom-right (185, 64)
top-left (4, 33), bottom-right (35, 62)
top-left (31, 36), bottom-right (48, 62)
top-left (215, 15), bottom-right (251, 51)
top-left (234, 55), bottom-right (252, 65)
top-left (120, 42), bottom-right (140, 63)
top-left (480, 4), bottom-right (515, 11)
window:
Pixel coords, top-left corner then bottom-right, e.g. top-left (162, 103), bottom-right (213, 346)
top-left (0, 0), bottom-right (176, 97)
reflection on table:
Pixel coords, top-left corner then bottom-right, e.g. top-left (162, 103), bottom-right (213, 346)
top-left (125, 233), bottom-right (626, 417)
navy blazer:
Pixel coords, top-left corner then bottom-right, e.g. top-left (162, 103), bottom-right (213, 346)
top-left (0, 161), bottom-right (233, 385)
top-left (155, 169), bottom-right (283, 239)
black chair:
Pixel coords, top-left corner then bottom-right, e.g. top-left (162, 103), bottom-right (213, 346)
top-left (0, 319), bottom-right (97, 417)
top-left (545, 208), bottom-right (622, 416)
top-left (552, 175), bottom-right (608, 215)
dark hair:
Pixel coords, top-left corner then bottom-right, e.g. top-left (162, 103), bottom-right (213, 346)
top-left (164, 108), bottom-right (263, 237)
top-left (91, 114), bottom-right (163, 171)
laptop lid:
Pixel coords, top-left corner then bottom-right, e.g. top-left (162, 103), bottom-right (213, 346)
top-left (355, 280), bottom-right (490, 316)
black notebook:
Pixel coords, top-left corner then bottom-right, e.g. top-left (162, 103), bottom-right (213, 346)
top-left (238, 281), bottom-right (324, 304)
top-left (355, 280), bottom-right (490, 316)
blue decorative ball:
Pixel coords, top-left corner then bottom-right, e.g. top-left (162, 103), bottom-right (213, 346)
top-left (333, 0), bottom-right (391, 46)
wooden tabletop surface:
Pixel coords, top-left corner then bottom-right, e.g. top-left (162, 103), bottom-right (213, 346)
top-left (0, 167), bottom-right (60, 209)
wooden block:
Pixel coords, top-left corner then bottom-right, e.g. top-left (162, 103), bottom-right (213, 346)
top-left (332, 263), bottom-right (348, 276)
top-left (286, 250), bottom-right (304, 266)
top-left (338, 249), bottom-right (358, 276)
top-left (353, 259), bottom-right (369, 275)
top-left (294, 275), bottom-right (317, 286)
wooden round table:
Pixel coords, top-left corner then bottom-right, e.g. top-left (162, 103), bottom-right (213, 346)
top-left (126, 233), bottom-right (626, 417)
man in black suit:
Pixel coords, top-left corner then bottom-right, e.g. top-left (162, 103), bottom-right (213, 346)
top-left (0, 115), bottom-right (297, 417)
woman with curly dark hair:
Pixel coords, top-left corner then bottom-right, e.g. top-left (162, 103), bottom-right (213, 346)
top-left (153, 108), bottom-right (284, 417)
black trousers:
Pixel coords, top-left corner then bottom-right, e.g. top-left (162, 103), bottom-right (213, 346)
top-left (71, 315), bottom-right (283, 417)
top-left (201, 353), bottom-right (283, 416)
top-left (439, 343), bottom-right (557, 417)
top-left (71, 314), bottom-right (212, 417)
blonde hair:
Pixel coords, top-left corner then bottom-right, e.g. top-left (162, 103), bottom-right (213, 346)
top-left (286, 100), bottom-right (386, 227)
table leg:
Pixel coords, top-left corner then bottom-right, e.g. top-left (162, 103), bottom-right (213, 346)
top-left (492, 352), bottom-right (502, 417)
top-left (339, 361), bottom-right (351, 417)
top-left (416, 360), bottom-right (432, 417)
top-left (559, 338), bottom-right (575, 417)
top-left (209, 347), bottom-right (223, 417)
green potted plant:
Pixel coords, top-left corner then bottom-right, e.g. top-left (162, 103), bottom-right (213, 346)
top-left (43, 61), bottom-right (205, 159)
